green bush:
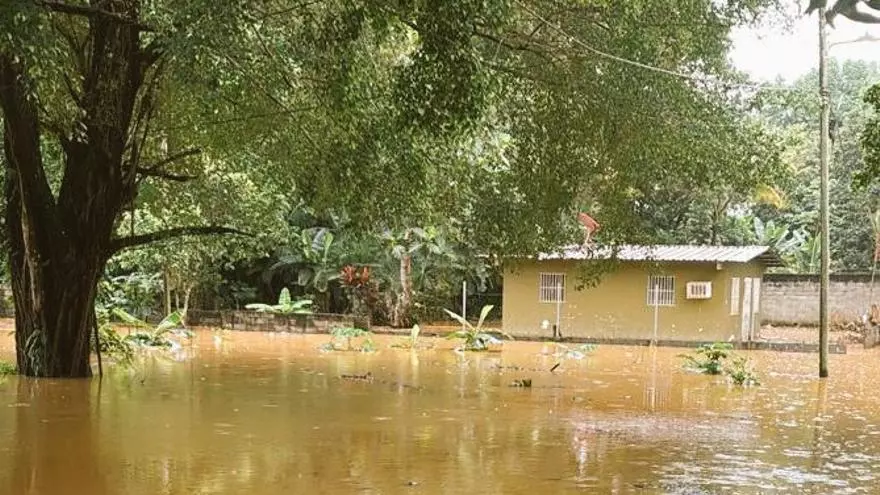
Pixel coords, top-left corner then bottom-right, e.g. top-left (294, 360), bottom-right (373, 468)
top-left (682, 343), bottom-right (733, 375)
top-left (323, 326), bottom-right (375, 352)
top-left (682, 342), bottom-right (760, 386)
top-left (725, 356), bottom-right (760, 386)
top-left (0, 360), bottom-right (16, 375)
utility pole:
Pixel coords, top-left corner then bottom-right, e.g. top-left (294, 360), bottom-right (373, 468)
top-left (818, 7), bottom-right (830, 378)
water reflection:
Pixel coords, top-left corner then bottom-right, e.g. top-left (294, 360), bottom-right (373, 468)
top-left (0, 332), bottom-right (879, 493)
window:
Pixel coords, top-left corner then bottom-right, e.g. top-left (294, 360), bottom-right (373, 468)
top-left (539, 273), bottom-right (565, 303)
top-left (646, 275), bottom-right (675, 306)
top-left (730, 277), bottom-right (741, 316)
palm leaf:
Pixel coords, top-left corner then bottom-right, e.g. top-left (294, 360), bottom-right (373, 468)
top-left (443, 309), bottom-right (473, 331)
top-left (476, 304), bottom-right (494, 330)
top-left (446, 330), bottom-right (470, 340)
top-left (155, 311), bottom-right (184, 336)
top-left (245, 303), bottom-right (275, 312)
top-left (278, 287), bottom-right (292, 306)
top-left (110, 308), bottom-right (150, 328)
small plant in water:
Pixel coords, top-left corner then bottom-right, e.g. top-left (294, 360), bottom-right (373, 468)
top-left (323, 326), bottom-right (376, 352)
top-left (445, 305), bottom-right (511, 351)
top-left (725, 356), bottom-right (760, 386)
top-left (542, 342), bottom-right (596, 360)
top-left (246, 288), bottom-right (313, 315)
top-left (681, 342), bottom-right (733, 375)
top-left (94, 309), bottom-right (135, 365)
top-left (0, 360), bottom-right (16, 375)
top-left (113, 309), bottom-right (190, 349)
top-left (390, 324), bottom-right (433, 350)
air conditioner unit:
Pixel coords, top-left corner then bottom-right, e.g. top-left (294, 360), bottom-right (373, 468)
top-left (686, 281), bottom-right (712, 299)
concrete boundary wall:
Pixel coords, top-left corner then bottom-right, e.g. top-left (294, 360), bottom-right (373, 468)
top-left (761, 273), bottom-right (877, 325)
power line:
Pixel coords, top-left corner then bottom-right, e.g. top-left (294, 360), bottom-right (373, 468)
top-left (512, 0), bottom-right (793, 92)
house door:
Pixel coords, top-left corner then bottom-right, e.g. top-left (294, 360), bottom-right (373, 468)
top-left (739, 277), bottom-right (761, 342)
top-left (741, 278), bottom-right (753, 341)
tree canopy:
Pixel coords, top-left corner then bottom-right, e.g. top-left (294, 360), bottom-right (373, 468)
top-left (0, 0), bottom-right (785, 376)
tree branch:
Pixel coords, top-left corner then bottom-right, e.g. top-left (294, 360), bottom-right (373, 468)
top-left (140, 148), bottom-right (202, 171)
top-left (136, 168), bottom-right (198, 182)
top-left (109, 226), bottom-right (250, 253)
top-left (34, 0), bottom-right (155, 31)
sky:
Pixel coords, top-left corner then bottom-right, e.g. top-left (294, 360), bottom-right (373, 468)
top-left (730, 2), bottom-right (880, 82)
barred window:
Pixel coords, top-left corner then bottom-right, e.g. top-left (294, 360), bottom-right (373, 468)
top-left (647, 275), bottom-right (675, 307)
top-left (539, 273), bottom-right (565, 303)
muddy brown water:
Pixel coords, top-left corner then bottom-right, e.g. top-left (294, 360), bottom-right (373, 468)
top-left (0, 330), bottom-right (878, 494)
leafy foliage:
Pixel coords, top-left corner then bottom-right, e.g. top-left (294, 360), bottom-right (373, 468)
top-left (0, 0), bottom-right (784, 375)
top-left (323, 326), bottom-right (376, 352)
top-left (725, 356), bottom-right (760, 387)
top-left (682, 342), bottom-right (760, 386)
top-left (0, 361), bottom-right (16, 376)
top-left (94, 309), bottom-right (136, 365)
top-left (682, 343), bottom-right (734, 375)
top-left (759, 60), bottom-right (880, 272)
top-left (112, 309), bottom-right (191, 349)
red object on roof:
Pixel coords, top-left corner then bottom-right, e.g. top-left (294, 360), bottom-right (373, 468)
top-left (578, 212), bottom-right (600, 234)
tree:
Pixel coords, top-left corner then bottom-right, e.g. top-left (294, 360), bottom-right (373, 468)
top-left (0, 0), bottom-right (781, 376)
top-left (761, 60), bottom-right (880, 272)
top-left (0, 0), bottom-right (504, 377)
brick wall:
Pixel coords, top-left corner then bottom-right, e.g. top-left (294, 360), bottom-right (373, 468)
top-left (761, 273), bottom-right (878, 325)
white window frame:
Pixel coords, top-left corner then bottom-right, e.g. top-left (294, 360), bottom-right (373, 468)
top-left (646, 275), bottom-right (675, 307)
top-left (730, 277), bottom-right (741, 316)
top-left (539, 273), bottom-right (565, 303)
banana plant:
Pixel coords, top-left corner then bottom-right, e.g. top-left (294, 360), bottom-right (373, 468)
top-left (112, 308), bottom-right (190, 348)
top-left (245, 288), bottom-right (313, 315)
top-left (444, 305), bottom-right (511, 351)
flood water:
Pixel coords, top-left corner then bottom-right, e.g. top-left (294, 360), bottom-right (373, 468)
top-left (0, 330), bottom-right (878, 494)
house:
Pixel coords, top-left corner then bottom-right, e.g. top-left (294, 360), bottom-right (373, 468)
top-left (502, 245), bottom-right (783, 344)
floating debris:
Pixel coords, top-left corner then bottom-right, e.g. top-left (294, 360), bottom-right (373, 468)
top-left (340, 372), bottom-right (373, 382)
top-left (510, 378), bottom-right (532, 388)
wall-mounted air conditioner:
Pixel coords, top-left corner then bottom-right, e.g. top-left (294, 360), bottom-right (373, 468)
top-left (686, 281), bottom-right (712, 299)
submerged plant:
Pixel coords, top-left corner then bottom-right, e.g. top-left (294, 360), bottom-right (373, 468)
top-left (542, 342), bottom-right (596, 360)
top-left (682, 342), bottom-right (760, 386)
top-left (324, 326), bottom-right (375, 352)
top-left (94, 309), bottom-right (135, 365)
top-left (113, 309), bottom-right (190, 349)
top-left (445, 305), bottom-right (511, 351)
top-left (0, 360), bottom-right (16, 375)
top-left (391, 324), bottom-right (434, 350)
top-left (681, 342), bottom-right (733, 375)
top-left (725, 356), bottom-right (760, 387)
top-left (246, 288), bottom-right (313, 315)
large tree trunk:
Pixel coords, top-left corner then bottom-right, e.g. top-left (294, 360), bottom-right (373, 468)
top-left (5, 137), bottom-right (116, 377)
top-left (0, 2), bottom-right (148, 377)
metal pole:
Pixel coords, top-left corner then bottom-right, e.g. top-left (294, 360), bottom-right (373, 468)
top-left (555, 282), bottom-right (562, 338)
top-left (652, 283), bottom-right (659, 345)
top-left (818, 8), bottom-right (830, 378)
top-left (461, 281), bottom-right (467, 327)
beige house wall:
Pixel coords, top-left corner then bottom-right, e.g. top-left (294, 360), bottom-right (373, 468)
top-left (502, 259), bottom-right (765, 342)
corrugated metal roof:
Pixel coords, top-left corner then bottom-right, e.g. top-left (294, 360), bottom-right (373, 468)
top-left (537, 244), bottom-right (781, 265)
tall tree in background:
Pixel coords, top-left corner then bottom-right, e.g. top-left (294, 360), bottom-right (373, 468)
top-left (761, 60), bottom-right (880, 272)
